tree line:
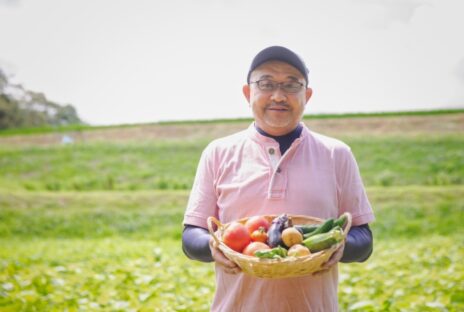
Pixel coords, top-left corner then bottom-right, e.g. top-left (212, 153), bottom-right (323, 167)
top-left (0, 69), bottom-right (83, 130)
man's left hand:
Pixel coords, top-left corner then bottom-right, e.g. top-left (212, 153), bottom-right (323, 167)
top-left (313, 243), bottom-right (345, 275)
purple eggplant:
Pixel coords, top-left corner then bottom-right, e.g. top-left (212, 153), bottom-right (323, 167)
top-left (267, 214), bottom-right (292, 248)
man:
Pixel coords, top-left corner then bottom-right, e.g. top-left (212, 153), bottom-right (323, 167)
top-left (182, 46), bottom-right (374, 311)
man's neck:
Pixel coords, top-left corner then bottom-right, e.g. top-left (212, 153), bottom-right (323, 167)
top-left (255, 124), bottom-right (303, 155)
top-left (255, 124), bottom-right (302, 139)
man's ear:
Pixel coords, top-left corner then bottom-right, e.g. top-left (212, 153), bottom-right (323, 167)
top-left (305, 87), bottom-right (313, 103)
top-left (242, 84), bottom-right (251, 103)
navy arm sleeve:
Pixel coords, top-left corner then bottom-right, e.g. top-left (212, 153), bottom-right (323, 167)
top-left (340, 223), bottom-right (373, 263)
top-left (182, 223), bottom-right (373, 263)
top-left (182, 225), bottom-right (213, 262)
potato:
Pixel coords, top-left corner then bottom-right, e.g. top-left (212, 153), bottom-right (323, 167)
top-left (281, 227), bottom-right (303, 248)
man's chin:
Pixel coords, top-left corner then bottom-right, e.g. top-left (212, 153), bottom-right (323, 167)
top-left (263, 119), bottom-right (292, 129)
top-left (260, 120), bottom-right (296, 134)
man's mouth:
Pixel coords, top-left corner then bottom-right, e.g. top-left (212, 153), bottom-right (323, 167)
top-left (266, 102), bottom-right (290, 111)
top-left (268, 106), bottom-right (289, 111)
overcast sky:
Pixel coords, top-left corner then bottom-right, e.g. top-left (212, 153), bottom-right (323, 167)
top-left (1, 0), bottom-right (463, 125)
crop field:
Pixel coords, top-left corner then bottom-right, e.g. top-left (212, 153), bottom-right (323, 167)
top-left (0, 111), bottom-right (463, 311)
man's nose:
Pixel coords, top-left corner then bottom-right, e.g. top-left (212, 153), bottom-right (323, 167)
top-left (270, 87), bottom-right (287, 102)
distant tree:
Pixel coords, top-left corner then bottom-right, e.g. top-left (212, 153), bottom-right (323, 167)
top-left (0, 67), bottom-right (84, 129)
top-left (0, 94), bottom-right (21, 129)
top-left (0, 69), bottom-right (8, 92)
top-left (55, 104), bottom-right (81, 125)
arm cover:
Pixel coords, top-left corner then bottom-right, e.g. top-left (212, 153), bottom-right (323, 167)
top-left (182, 225), bottom-right (214, 262)
top-left (340, 223), bottom-right (373, 263)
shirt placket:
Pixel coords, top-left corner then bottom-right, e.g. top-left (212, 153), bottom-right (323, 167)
top-left (265, 145), bottom-right (287, 200)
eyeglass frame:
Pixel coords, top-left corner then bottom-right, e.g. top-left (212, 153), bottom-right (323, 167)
top-left (249, 79), bottom-right (306, 94)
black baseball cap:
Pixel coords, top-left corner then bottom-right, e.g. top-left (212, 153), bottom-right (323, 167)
top-left (247, 46), bottom-right (309, 86)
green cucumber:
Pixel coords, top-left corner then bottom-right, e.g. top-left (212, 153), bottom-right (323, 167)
top-left (331, 225), bottom-right (342, 232)
top-left (294, 224), bottom-right (319, 235)
top-left (303, 218), bottom-right (334, 239)
top-left (302, 229), bottom-right (344, 253)
top-left (334, 214), bottom-right (347, 228)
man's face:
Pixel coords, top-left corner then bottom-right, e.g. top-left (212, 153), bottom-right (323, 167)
top-left (243, 61), bottom-right (313, 136)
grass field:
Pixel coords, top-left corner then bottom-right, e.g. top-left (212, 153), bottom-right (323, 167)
top-left (1, 111), bottom-right (463, 311)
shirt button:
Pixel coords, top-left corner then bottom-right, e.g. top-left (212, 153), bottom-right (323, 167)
top-left (276, 167), bottom-right (282, 173)
top-left (268, 148), bottom-right (275, 155)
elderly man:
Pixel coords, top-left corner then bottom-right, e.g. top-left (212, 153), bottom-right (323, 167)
top-left (182, 46), bottom-right (374, 311)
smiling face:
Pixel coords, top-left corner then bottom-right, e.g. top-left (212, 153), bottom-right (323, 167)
top-left (243, 61), bottom-right (313, 136)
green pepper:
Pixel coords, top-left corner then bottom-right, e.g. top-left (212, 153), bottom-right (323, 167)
top-left (255, 246), bottom-right (288, 259)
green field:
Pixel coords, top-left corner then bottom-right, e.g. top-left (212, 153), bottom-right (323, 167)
top-left (1, 111), bottom-right (463, 311)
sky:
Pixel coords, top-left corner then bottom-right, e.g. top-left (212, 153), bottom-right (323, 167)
top-left (0, 0), bottom-right (463, 125)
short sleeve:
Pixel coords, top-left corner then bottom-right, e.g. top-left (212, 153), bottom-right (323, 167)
top-left (336, 147), bottom-right (375, 226)
top-left (183, 144), bottom-right (219, 229)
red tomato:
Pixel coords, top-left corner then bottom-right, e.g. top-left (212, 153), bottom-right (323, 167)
top-left (245, 216), bottom-right (270, 234)
top-left (222, 222), bottom-right (251, 252)
top-left (250, 227), bottom-right (268, 243)
top-left (242, 242), bottom-right (271, 256)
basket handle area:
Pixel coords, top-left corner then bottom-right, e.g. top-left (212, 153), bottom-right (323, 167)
top-left (207, 216), bottom-right (224, 245)
top-left (341, 212), bottom-right (352, 238)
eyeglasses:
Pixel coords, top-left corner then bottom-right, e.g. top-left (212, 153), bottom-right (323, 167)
top-left (250, 79), bottom-right (305, 94)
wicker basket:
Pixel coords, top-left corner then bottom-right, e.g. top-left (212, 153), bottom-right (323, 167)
top-left (207, 212), bottom-right (352, 279)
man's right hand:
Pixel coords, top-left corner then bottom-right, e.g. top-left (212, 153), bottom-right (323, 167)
top-left (209, 237), bottom-right (242, 274)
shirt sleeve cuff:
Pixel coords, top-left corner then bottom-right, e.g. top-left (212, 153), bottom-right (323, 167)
top-left (351, 212), bottom-right (375, 226)
top-left (183, 213), bottom-right (210, 229)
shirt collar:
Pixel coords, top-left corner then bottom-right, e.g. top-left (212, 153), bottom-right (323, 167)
top-left (247, 122), bottom-right (308, 144)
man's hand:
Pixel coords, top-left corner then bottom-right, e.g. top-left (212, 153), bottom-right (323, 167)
top-left (209, 237), bottom-right (242, 274)
top-left (313, 242), bottom-right (345, 275)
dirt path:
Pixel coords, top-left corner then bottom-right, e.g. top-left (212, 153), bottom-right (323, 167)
top-left (1, 113), bottom-right (463, 147)
top-left (306, 113), bottom-right (464, 137)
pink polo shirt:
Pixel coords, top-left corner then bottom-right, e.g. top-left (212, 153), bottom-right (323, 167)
top-left (183, 123), bottom-right (374, 312)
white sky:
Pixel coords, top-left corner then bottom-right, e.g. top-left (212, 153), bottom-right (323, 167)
top-left (1, 0), bottom-right (463, 125)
